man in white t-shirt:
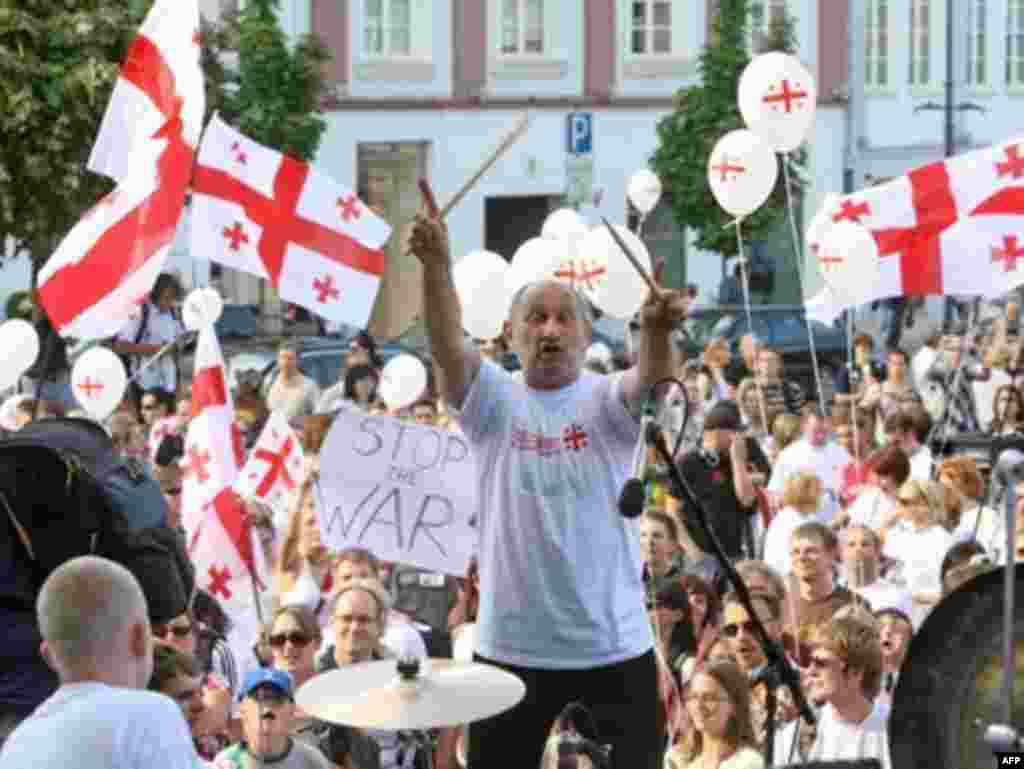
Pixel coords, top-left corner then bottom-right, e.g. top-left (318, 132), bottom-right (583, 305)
top-left (768, 410), bottom-right (852, 521)
top-left (0, 556), bottom-right (199, 769)
top-left (112, 272), bottom-right (186, 396)
top-left (805, 615), bottom-right (892, 768)
top-left (407, 203), bottom-right (686, 769)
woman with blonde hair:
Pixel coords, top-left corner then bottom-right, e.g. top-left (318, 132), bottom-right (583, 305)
top-left (274, 479), bottom-right (335, 627)
top-left (880, 479), bottom-right (953, 624)
top-left (938, 455), bottom-right (1006, 561)
top-left (666, 659), bottom-right (763, 769)
top-left (762, 471), bottom-right (826, 577)
top-left (768, 412), bottom-right (801, 463)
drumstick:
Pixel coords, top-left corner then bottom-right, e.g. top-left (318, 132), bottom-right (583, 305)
top-left (418, 114), bottom-right (531, 220)
top-left (600, 216), bottom-right (662, 296)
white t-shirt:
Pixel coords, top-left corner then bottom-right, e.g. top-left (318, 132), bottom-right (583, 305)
top-left (847, 487), bottom-right (897, 533)
top-left (0, 682), bottom-right (200, 769)
top-left (115, 302), bottom-right (184, 392)
top-left (883, 524), bottom-right (953, 603)
top-left (768, 439), bottom-right (852, 520)
top-left (908, 444), bottom-right (934, 482)
top-left (679, 746), bottom-right (764, 769)
top-left (457, 361), bottom-right (653, 668)
top-left (912, 346), bottom-right (938, 392)
top-left (808, 701), bottom-right (892, 769)
top-left (763, 505), bottom-right (830, 576)
top-left (954, 504), bottom-right (1008, 564)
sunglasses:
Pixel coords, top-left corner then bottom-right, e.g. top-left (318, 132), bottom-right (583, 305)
top-left (162, 487), bottom-right (183, 497)
top-left (154, 623), bottom-right (193, 639)
top-left (268, 632), bottom-right (312, 649)
top-left (722, 620), bottom-right (757, 638)
top-left (141, 403), bottom-right (158, 410)
top-left (897, 496), bottom-right (922, 506)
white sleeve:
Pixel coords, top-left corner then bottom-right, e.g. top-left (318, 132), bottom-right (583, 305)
top-left (130, 696), bottom-right (203, 769)
top-left (762, 516), bottom-right (789, 577)
top-left (115, 313), bottom-right (144, 344)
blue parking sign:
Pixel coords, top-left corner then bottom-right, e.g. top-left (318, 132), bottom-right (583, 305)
top-left (567, 112), bottom-right (592, 155)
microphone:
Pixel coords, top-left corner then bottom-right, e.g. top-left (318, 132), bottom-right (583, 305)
top-left (619, 400), bottom-right (657, 518)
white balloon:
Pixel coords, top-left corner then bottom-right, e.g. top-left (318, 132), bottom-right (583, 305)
top-left (738, 52), bottom-right (817, 153)
top-left (814, 220), bottom-right (881, 307)
top-left (0, 319), bottom-right (40, 391)
top-left (707, 130), bottom-right (779, 218)
top-left (627, 169), bottom-right (663, 215)
top-left (378, 354), bottom-right (428, 411)
top-left (183, 287), bottom-right (225, 331)
top-left (454, 250), bottom-right (512, 340)
top-left (580, 225), bottom-right (654, 320)
top-left (805, 193), bottom-right (841, 271)
top-left (71, 346), bottom-right (128, 421)
top-left (541, 208), bottom-right (589, 244)
top-left (506, 237), bottom-right (567, 299)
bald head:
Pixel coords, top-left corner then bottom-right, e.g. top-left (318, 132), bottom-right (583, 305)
top-left (37, 556), bottom-right (150, 676)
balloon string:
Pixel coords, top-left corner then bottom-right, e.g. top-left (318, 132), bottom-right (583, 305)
top-left (781, 155), bottom-right (827, 417)
top-left (736, 219), bottom-right (771, 438)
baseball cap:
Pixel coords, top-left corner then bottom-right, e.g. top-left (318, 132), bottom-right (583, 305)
top-left (237, 668), bottom-right (295, 703)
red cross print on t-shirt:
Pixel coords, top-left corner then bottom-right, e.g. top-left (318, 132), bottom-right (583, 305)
top-left (562, 423), bottom-right (588, 452)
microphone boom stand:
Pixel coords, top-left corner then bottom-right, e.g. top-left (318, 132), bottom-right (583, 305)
top-left (649, 425), bottom-right (816, 766)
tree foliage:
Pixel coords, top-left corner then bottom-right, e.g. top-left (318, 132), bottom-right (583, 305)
top-left (651, 0), bottom-right (802, 258)
top-left (0, 0), bottom-right (329, 276)
top-left (217, 0), bottom-right (329, 162)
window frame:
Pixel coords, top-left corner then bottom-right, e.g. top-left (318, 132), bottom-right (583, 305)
top-left (487, 0), bottom-right (568, 81)
top-left (498, 0), bottom-right (545, 57)
top-left (965, 0), bottom-right (988, 87)
top-left (865, 0), bottom-right (890, 90)
top-left (618, 0), bottom-right (697, 81)
top-left (1008, 0), bottom-right (1024, 87)
top-left (748, 0), bottom-right (789, 55)
top-left (627, 0), bottom-right (674, 57)
top-left (908, 0), bottom-right (932, 87)
top-left (364, 0), bottom-right (413, 59)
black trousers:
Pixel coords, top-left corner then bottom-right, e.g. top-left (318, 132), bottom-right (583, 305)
top-left (468, 649), bottom-right (660, 769)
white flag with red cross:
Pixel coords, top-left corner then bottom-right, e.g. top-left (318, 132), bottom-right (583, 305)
top-left (807, 136), bottom-right (1024, 322)
top-left (234, 410), bottom-right (305, 516)
top-left (37, 0), bottom-right (204, 340)
top-left (190, 114), bottom-right (391, 328)
top-left (182, 323), bottom-right (267, 611)
top-left (88, 0), bottom-right (206, 183)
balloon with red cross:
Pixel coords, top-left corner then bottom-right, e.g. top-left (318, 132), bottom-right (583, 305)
top-left (580, 224), bottom-right (653, 320)
top-left (453, 250), bottom-right (511, 340)
top-left (71, 346), bottom-right (128, 420)
top-left (813, 220), bottom-right (881, 307)
top-left (738, 52), bottom-right (817, 153)
top-left (805, 192), bottom-right (841, 268)
top-left (707, 130), bottom-right (779, 218)
top-left (0, 319), bottom-right (40, 392)
top-left (506, 237), bottom-right (566, 301)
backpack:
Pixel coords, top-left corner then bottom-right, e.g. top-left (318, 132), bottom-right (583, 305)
top-left (0, 417), bottom-right (193, 621)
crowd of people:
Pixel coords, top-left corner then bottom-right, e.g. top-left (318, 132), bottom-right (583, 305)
top-left (2, 209), bottom-right (1024, 769)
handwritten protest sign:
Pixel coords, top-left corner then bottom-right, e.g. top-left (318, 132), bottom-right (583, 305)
top-left (317, 410), bottom-right (477, 576)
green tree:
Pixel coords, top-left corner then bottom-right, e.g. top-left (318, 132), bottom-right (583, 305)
top-left (217, 0), bottom-right (329, 162)
top-left (651, 0), bottom-right (802, 259)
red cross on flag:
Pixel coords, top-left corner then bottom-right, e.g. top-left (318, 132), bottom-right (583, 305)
top-left (36, 0), bottom-right (204, 341)
top-left (190, 115), bottom-right (391, 329)
top-left (182, 323), bottom-right (268, 615)
top-left (234, 411), bottom-right (305, 516)
top-left (806, 136), bottom-right (1024, 322)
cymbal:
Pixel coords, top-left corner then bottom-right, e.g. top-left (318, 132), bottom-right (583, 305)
top-left (889, 564), bottom-right (1024, 769)
top-left (296, 658), bottom-right (526, 731)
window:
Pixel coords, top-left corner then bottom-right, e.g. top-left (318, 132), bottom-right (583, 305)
top-left (501, 0), bottom-right (544, 55)
top-left (1008, 0), bottom-right (1024, 85)
top-left (365, 0), bottom-right (411, 57)
top-left (630, 1), bottom-right (672, 55)
top-left (966, 0), bottom-right (987, 85)
top-left (908, 0), bottom-right (930, 85)
top-left (865, 0), bottom-right (889, 87)
top-left (749, 0), bottom-right (787, 53)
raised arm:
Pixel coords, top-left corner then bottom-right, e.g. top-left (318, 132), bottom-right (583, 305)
top-left (622, 287), bottom-right (688, 416)
top-left (406, 192), bottom-right (481, 408)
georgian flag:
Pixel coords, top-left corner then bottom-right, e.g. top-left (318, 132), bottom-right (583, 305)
top-left (183, 323), bottom-right (267, 612)
top-left (190, 114), bottom-right (390, 329)
top-left (37, 0), bottom-right (203, 340)
top-left (88, 0), bottom-right (205, 183)
top-left (234, 411), bottom-right (305, 516)
top-left (807, 136), bottom-right (1024, 322)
